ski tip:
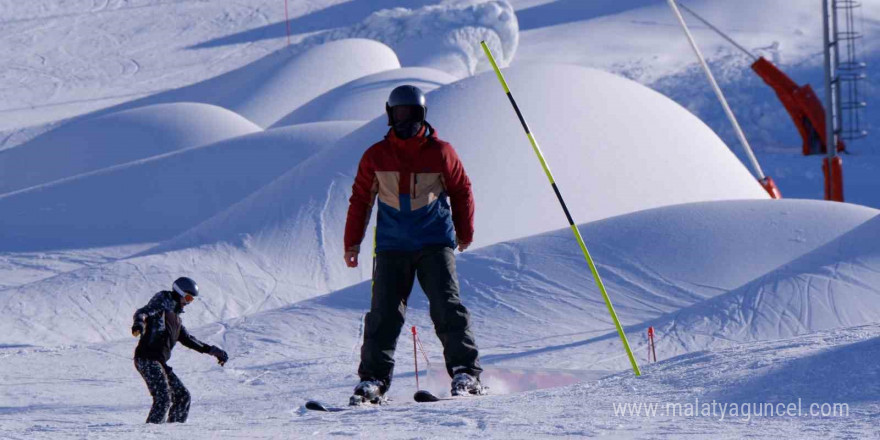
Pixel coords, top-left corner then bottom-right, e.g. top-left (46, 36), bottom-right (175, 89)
top-left (305, 400), bottom-right (331, 412)
top-left (413, 390), bottom-right (440, 403)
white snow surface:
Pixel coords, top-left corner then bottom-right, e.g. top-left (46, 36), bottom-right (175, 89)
top-left (0, 102), bottom-right (261, 195)
top-left (0, 121), bottom-right (362, 252)
top-left (1, 0), bottom-right (879, 438)
top-left (271, 67), bottom-right (457, 128)
top-left (88, 38), bottom-right (402, 128)
top-left (1, 297), bottom-right (878, 438)
top-left (514, 0), bottom-right (878, 84)
top-left (290, 0), bottom-right (520, 78)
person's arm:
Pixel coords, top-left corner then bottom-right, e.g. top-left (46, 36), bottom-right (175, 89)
top-left (441, 144), bottom-right (475, 249)
top-left (179, 326), bottom-right (228, 365)
top-left (343, 150), bottom-right (378, 266)
top-left (131, 293), bottom-right (174, 336)
top-left (178, 326), bottom-right (211, 353)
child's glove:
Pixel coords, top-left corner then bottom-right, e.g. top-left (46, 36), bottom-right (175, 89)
top-left (131, 321), bottom-right (145, 338)
top-left (209, 346), bottom-right (228, 366)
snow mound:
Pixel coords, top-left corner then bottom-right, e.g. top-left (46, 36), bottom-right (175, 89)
top-left (650, 211), bottom-right (880, 357)
top-left (237, 199), bottom-right (877, 373)
top-left (7, 197), bottom-right (871, 355)
top-left (145, 64), bottom-right (769, 304)
top-left (1, 67), bottom-right (854, 349)
top-left (271, 67), bottom-right (457, 128)
top-left (91, 39), bottom-right (401, 127)
top-left (295, 0), bottom-right (518, 78)
top-left (0, 103), bottom-right (260, 195)
top-left (0, 121), bottom-right (361, 252)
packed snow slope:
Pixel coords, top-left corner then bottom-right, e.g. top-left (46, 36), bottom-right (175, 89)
top-left (650, 211), bottom-right (880, 356)
top-left (0, 121), bottom-right (361, 252)
top-left (0, 0), bottom-right (518, 134)
top-left (3, 199), bottom-right (876, 355)
top-left (0, 301), bottom-right (877, 438)
top-left (0, 103), bottom-right (261, 195)
top-left (210, 199), bottom-right (879, 373)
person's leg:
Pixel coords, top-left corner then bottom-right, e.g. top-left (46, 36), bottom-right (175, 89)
top-left (357, 250), bottom-right (416, 391)
top-left (415, 246), bottom-right (482, 379)
top-left (165, 366), bottom-right (191, 423)
top-left (134, 358), bottom-right (172, 424)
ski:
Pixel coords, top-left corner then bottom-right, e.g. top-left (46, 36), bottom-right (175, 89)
top-left (304, 400), bottom-right (348, 412)
top-left (304, 395), bottom-right (388, 412)
top-left (414, 389), bottom-right (490, 402)
top-left (414, 390), bottom-right (451, 403)
top-left (306, 389), bottom-right (480, 412)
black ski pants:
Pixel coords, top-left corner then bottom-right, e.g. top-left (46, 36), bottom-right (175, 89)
top-left (358, 245), bottom-right (482, 389)
top-left (134, 357), bottom-right (191, 424)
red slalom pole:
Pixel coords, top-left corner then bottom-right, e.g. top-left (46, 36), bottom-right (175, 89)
top-left (648, 326), bottom-right (657, 363)
top-left (412, 326), bottom-right (420, 390)
top-left (284, 0), bottom-right (291, 46)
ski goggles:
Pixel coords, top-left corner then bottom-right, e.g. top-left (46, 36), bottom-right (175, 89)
top-left (390, 105), bottom-right (425, 123)
top-left (182, 293), bottom-right (195, 304)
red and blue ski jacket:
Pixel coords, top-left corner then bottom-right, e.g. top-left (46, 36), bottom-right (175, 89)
top-left (344, 123), bottom-right (474, 253)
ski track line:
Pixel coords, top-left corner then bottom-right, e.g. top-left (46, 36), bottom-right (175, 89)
top-left (316, 179), bottom-right (336, 289)
top-left (90, 0), bottom-right (110, 13)
top-left (0, 90), bottom-right (163, 114)
top-left (66, 293), bottom-right (111, 342)
top-left (0, 0), bottom-right (213, 25)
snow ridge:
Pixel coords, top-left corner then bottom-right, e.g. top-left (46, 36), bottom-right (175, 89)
top-left (296, 0), bottom-right (519, 77)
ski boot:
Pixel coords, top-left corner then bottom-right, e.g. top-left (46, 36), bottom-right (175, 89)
top-left (350, 379), bottom-right (387, 406)
top-left (451, 372), bottom-right (487, 396)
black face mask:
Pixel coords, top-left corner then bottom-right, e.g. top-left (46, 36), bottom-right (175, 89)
top-left (393, 121), bottom-right (423, 140)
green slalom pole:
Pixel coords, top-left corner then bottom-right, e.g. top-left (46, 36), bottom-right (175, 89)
top-left (480, 41), bottom-right (641, 376)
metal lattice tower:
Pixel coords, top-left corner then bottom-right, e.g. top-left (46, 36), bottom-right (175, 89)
top-left (834, 0), bottom-right (869, 141)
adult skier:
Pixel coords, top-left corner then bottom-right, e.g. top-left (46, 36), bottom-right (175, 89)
top-left (343, 85), bottom-right (484, 405)
top-left (131, 277), bottom-right (229, 423)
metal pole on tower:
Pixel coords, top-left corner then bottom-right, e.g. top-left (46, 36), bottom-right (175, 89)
top-left (666, 0), bottom-right (781, 199)
top-left (822, 0), bottom-right (844, 201)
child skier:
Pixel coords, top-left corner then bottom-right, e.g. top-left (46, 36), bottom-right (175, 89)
top-left (131, 277), bottom-right (229, 423)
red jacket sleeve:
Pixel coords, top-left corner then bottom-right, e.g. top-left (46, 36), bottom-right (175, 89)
top-left (344, 149), bottom-right (378, 253)
top-left (441, 143), bottom-right (475, 244)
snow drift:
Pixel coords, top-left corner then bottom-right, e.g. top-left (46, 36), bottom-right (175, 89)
top-left (0, 121), bottom-right (361, 252)
top-left (0, 103), bottom-right (261, 195)
top-left (163, 64), bottom-right (769, 261)
top-left (293, 0), bottom-right (519, 78)
top-left (649, 211), bottom-right (880, 357)
top-left (4, 198), bottom-right (876, 352)
top-left (271, 67), bottom-right (457, 128)
top-left (0, 63), bottom-right (797, 348)
top-left (101, 64), bottom-right (772, 338)
top-left (87, 39), bottom-right (401, 127)
top-left (230, 199), bottom-right (877, 373)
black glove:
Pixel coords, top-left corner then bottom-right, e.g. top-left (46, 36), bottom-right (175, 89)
top-left (209, 346), bottom-right (228, 366)
top-left (131, 321), bottom-right (145, 338)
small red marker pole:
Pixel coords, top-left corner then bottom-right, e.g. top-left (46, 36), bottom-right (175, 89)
top-left (412, 326), bottom-right (420, 390)
top-left (647, 326), bottom-right (657, 363)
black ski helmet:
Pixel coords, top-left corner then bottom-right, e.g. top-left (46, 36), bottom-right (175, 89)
top-left (386, 85), bottom-right (427, 126)
top-left (172, 277), bottom-right (199, 299)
